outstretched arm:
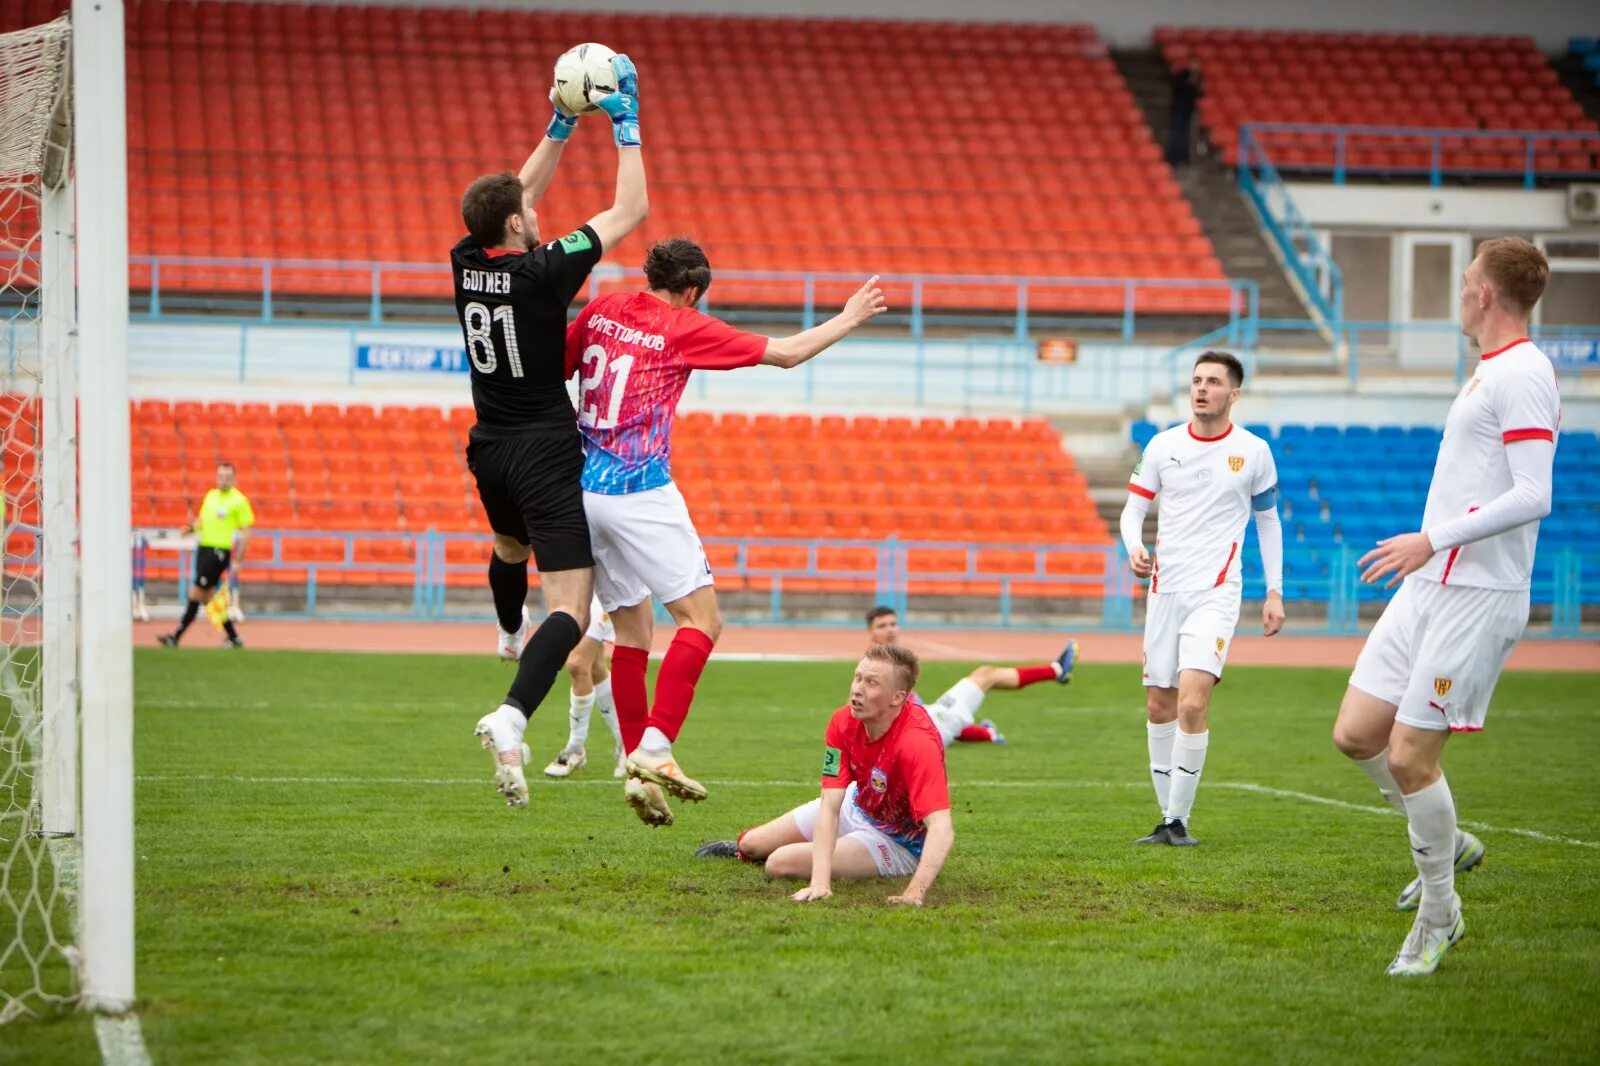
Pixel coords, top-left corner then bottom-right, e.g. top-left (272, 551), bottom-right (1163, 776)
top-left (518, 81), bottom-right (585, 206)
top-left (584, 55), bottom-right (649, 252)
top-left (887, 809), bottom-right (954, 906)
top-left (761, 276), bottom-right (887, 369)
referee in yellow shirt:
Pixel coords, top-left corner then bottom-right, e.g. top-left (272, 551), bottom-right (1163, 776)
top-left (159, 462), bottom-right (254, 648)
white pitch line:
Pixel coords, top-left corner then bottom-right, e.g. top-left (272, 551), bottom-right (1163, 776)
top-left (95, 1014), bottom-right (153, 1066)
top-left (130, 774), bottom-right (1600, 850)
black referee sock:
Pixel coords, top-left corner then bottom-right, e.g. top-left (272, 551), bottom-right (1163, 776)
top-left (487, 554), bottom-right (529, 634)
top-left (222, 620), bottom-right (240, 641)
top-left (505, 611), bottom-right (583, 719)
top-left (173, 600), bottom-right (201, 638)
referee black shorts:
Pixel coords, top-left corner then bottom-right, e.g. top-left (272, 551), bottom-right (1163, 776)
top-left (465, 424), bottom-right (593, 573)
top-left (194, 546), bottom-right (231, 590)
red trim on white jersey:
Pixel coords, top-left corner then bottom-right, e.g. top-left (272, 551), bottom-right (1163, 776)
top-left (1128, 482), bottom-right (1156, 500)
top-left (1213, 541), bottom-right (1238, 587)
top-left (1187, 422), bottom-right (1234, 442)
top-left (1479, 337), bottom-right (1529, 360)
top-left (1502, 427), bottom-right (1554, 443)
top-left (1439, 506), bottom-right (1480, 585)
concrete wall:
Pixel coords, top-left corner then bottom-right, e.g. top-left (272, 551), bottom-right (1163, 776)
top-left (1286, 184), bottom-right (1590, 234)
top-left (223, 0), bottom-right (1595, 52)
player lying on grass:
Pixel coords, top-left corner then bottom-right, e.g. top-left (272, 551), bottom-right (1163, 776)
top-left (543, 595), bottom-right (626, 779)
top-left (695, 643), bottom-right (953, 906)
top-left (866, 605), bottom-right (1078, 746)
top-left (563, 237), bottom-right (886, 826)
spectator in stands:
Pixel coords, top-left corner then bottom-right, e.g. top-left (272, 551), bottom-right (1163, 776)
top-left (1167, 58), bottom-right (1203, 166)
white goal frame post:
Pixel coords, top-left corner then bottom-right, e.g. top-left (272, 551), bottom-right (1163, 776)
top-left (72, 0), bottom-right (136, 1015)
top-left (0, 0), bottom-right (133, 1020)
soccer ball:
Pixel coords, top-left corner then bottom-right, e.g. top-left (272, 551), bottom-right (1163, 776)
top-left (553, 42), bottom-right (618, 115)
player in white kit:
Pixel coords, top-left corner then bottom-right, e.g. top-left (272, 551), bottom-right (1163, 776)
top-left (543, 595), bottom-right (627, 779)
top-left (1120, 351), bottom-right (1286, 846)
top-left (1331, 238), bottom-right (1558, 977)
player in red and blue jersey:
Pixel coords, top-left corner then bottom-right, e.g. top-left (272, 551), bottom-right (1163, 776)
top-left (563, 237), bottom-right (886, 826)
top-left (697, 644), bottom-right (956, 905)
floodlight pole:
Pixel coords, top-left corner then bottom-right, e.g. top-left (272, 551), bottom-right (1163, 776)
top-left (73, 0), bottom-right (135, 1013)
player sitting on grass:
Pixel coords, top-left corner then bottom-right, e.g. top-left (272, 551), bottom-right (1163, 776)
top-left (544, 595), bottom-right (626, 779)
top-left (866, 606), bottom-right (1078, 746)
top-left (696, 643), bottom-right (954, 906)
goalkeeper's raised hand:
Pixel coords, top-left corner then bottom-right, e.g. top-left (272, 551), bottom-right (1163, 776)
top-left (589, 54), bottom-right (641, 148)
top-left (545, 84), bottom-right (580, 143)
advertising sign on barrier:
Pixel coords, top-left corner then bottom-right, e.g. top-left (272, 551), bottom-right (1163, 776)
top-left (355, 344), bottom-right (469, 373)
top-left (1541, 338), bottom-right (1600, 366)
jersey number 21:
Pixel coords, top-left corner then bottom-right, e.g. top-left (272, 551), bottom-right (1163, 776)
top-left (578, 344), bottom-right (633, 430)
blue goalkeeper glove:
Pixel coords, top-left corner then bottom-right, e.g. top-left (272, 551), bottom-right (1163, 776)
top-left (546, 86), bottom-right (580, 143)
top-left (589, 54), bottom-right (640, 148)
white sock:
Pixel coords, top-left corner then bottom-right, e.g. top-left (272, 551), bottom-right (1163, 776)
top-left (1163, 730), bottom-right (1209, 824)
top-left (1146, 720), bottom-right (1178, 814)
top-left (1353, 749), bottom-right (1407, 813)
top-left (592, 676), bottom-right (623, 750)
top-left (640, 726), bottom-right (671, 754)
top-left (489, 703), bottom-right (525, 748)
top-left (567, 690), bottom-right (595, 751)
top-left (1404, 775), bottom-right (1460, 925)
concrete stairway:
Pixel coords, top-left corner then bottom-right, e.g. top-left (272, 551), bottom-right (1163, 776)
top-left (1112, 49), bottom-right (1314, 326)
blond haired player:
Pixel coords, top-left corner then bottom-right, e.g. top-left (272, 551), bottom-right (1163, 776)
top-left (696, 644), bottom-right (955, 907)
top-left (1120, 351), bottom-right (1285, 846)
top-left (1332, 237), bottom-right (1559, 977)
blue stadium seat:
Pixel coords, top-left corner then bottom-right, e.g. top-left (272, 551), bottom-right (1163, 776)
top-left (1131, 420), bottom-right (1159, 449)
top-left (1244, 422), bottom-right (1273, 441)
top-left (1571, 37), bottom-right (1597, 56)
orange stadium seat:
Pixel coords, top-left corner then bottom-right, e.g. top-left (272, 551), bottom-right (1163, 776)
top-left (0, 1), bottom-right (1237, 312)
top-left (1157, 27), bottom-right (1599, 169)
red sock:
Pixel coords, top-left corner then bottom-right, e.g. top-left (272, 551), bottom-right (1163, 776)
top-left (958, 724), bottom-right (995, 743)
top-left (735, 828), bottom-right (757, 862)
top-left (611, 644), bottom-right (650, 753)
top-left (1014, 664), bottom-right (1058, 688)
top-left (647, 627), bottom-right (715, 742)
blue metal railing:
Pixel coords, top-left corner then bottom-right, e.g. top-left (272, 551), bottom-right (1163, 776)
top-left (1240, 122), bottom-right (1600, 189)
top-left (120, 255), bottom-right (1260, 341)
top-left (56, 527), bottom-right (1589, 636)
top-left (1236, 128), bottom-right (1344, 338)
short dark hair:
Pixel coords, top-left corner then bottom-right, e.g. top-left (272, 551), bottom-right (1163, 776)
top-left (644, 237), bottom-right (712, 298)
top-left (865, 605), bottom-right (897, 627)
top-left (1194, 350), bottom-right (1244, 388)
top-left (461, 172), bottom-right (523, 247)
top-left (217, 461), bottom-right (235, 472)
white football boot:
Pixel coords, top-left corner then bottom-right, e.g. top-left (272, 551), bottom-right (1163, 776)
top-left (623, 777), bottom-right (674, 827)
top-left (473, 704), bottom-right (529, 808)
top-left (1387, 905), bottom-right (1465, 977)
top-left (497, 607), bottom-right (531, 662)
top-left (544, 746), bottom-right (587, 779)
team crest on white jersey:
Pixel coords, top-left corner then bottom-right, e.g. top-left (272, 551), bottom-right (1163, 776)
top-left (1227, 456), bottom-right (1245, 472)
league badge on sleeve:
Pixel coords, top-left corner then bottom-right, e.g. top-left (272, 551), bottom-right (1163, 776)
top-left (822, 745), bottom-right (842, 777)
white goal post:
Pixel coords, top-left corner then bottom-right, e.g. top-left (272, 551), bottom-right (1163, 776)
top-left (0, 0), bottom-right (134, 1022)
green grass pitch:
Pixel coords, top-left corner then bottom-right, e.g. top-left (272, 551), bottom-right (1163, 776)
top-left (5, 647), bottom-right (1599, 1064)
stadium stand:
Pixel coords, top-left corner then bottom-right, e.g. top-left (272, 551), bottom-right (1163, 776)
top-left (0, 0), bottom-right (1229, 313)
top-left (1157, 27), bottom-right (1600, 171)
top-left (1131, 420), bottom-right (1600, 604)
top-left (63, 401), bottom-right (1109, 593)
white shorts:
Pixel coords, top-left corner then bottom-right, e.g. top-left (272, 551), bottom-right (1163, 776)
top-left (584, 483), bottom-right (714, 613)
top-left (1350, 577), bottom-right (1528, 734)
top-left (926, 679), bottom-right (984, 748)
top-left (789, 783), bottom-right (920, 878)
top-left (1142, 583), bottom-right (1242, 688)
top-left (583, 594), bottom-right (614, 644)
